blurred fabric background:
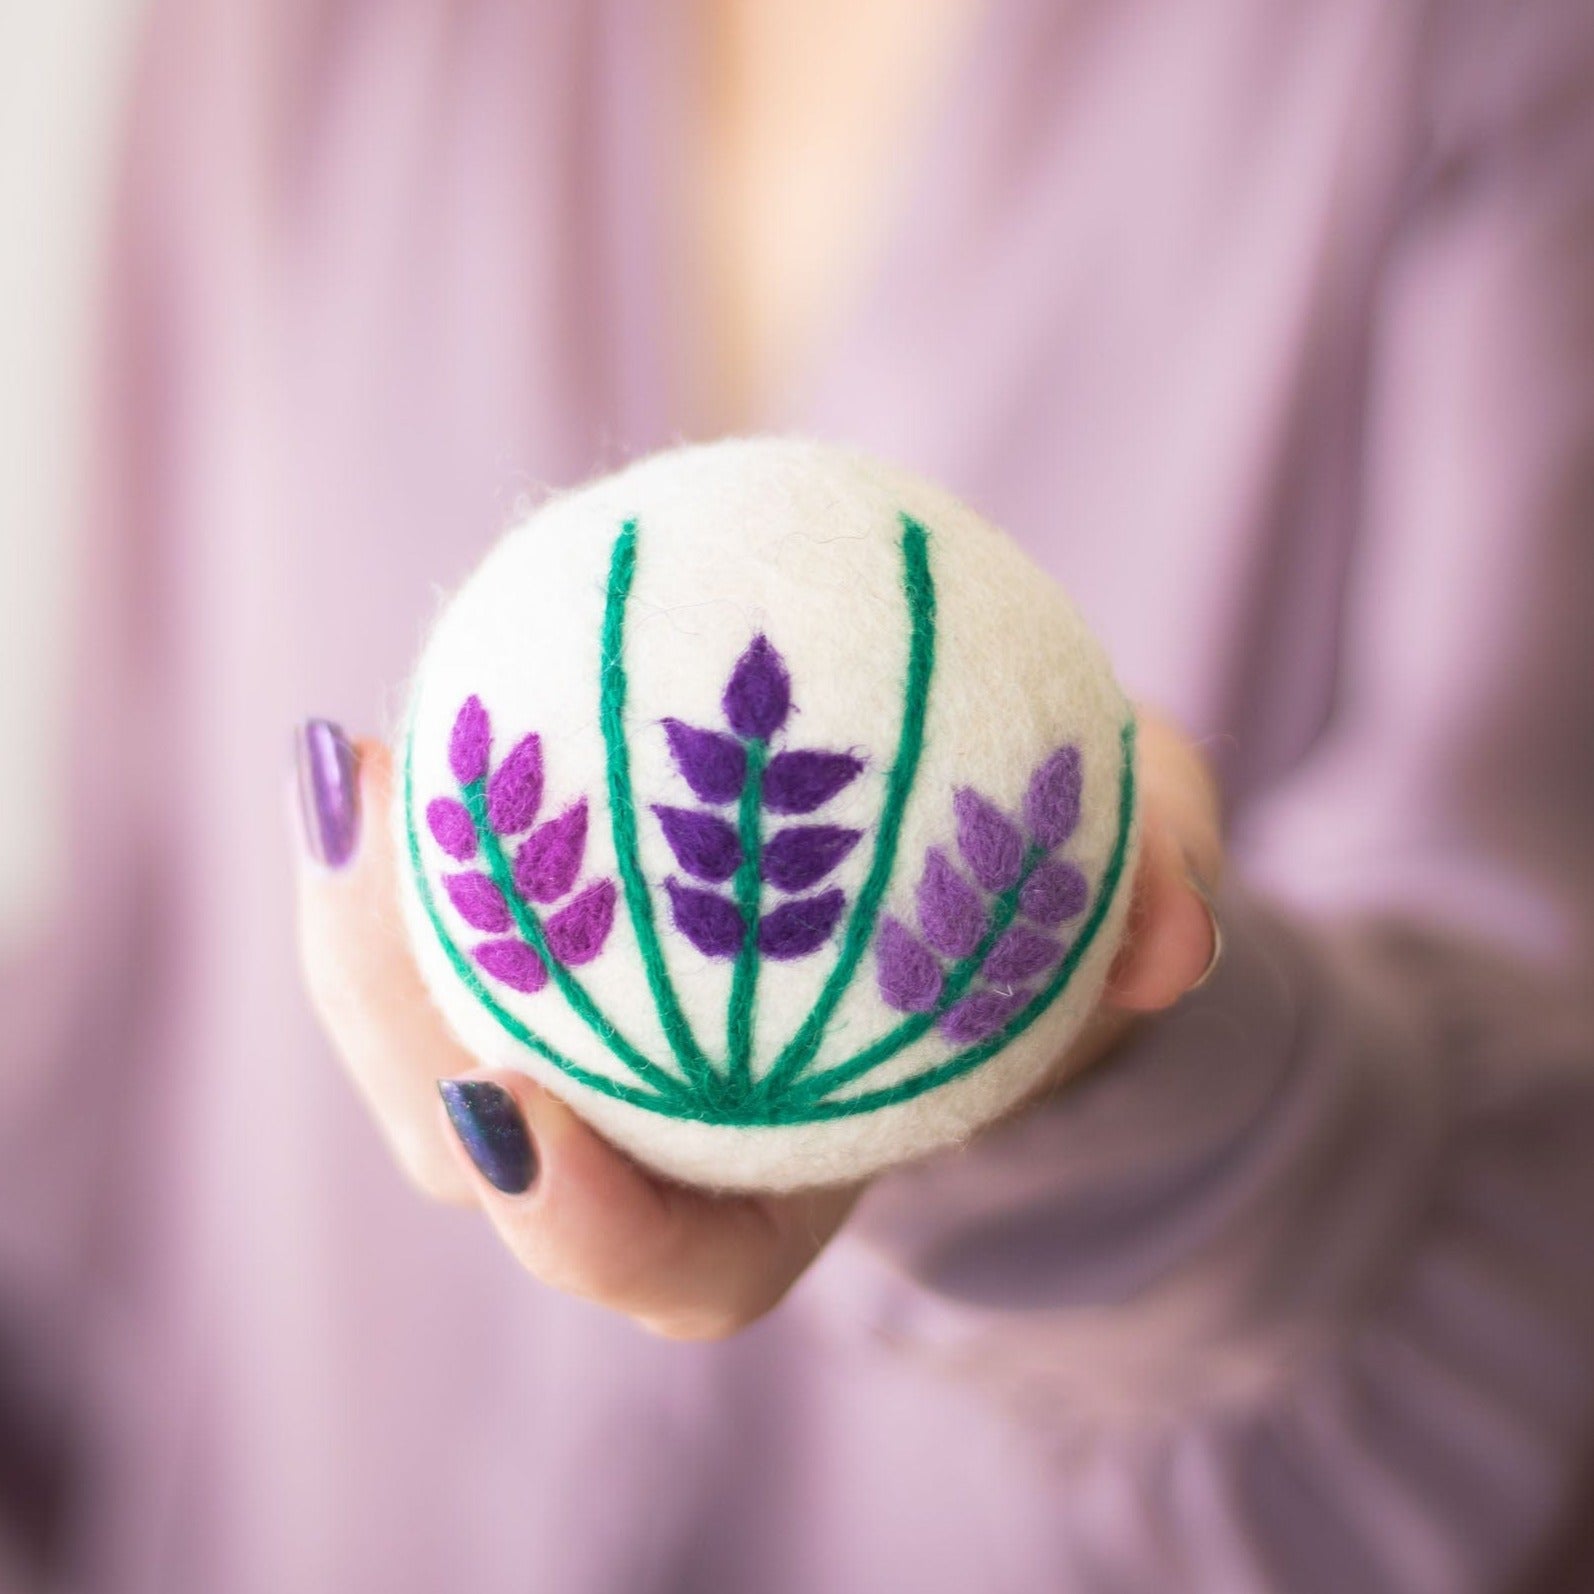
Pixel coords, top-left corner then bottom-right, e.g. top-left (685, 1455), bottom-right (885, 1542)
top-left (0, 3), bottom-right (142, 952)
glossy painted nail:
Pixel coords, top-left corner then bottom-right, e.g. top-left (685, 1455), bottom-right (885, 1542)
top-left (438, 1080), bottom-right (538, 1195)
top-left (294, 720), bottom-right (361, 869)
top-left (1184, 867), bottom-right (1224, 992)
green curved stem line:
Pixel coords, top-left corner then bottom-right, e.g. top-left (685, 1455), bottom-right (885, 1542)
top-left (402, 735), bottom-right (682, 1114)
top-left (751, 515), bottom-right (937, 1101)
top-left (777, 843), bottom-right (1044, 1109)
top-left (463, 781), bottom-right (699, 1106)
top-left (599, 523), bottom-right (722, 1101)
top-left (767, 718), bottom-right (1138, 1123)
top-left (724, 738), bottom-right (768, 1099)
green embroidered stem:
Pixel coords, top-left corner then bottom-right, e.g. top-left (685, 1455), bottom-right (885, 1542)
top-left (776, 843), bottom-right (1045, 1111)
top-left (463, 781), bottom-right (696, 1106)
top-left (751, 516), bottom-right (937, 1102)
top-left (724, 738), bottom-right (768, 1099)
top-left (599, 522), bottom-right (722, 1102)
top-left (402, 735), bottom-right (681, 1113)
top-left (785, 718), bottom-right (1139, 1120)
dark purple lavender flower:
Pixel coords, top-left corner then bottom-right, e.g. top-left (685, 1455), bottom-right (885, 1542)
top-left (653, 805), bottom-right (741, 883)
top-left (723, 635), bottom-right (791, 741)
top-left (762, 749), bottom-right (865, 815)
top-left (663, 719), bottom-right (747, 804)
top-left (487, 733), bottom-right (544, 835)
top-left (514, 800), bottom-right (588, 903)
top-left (1025, 746), bottom-right (1083, 850)
top-left (762, 825), bottom-right (860, 893)
top-left (449, 696), bottom-right (491, 786)
top-left (954, 789), bottom-right (1026, 893)
top-left (665, 879), bottom-right (745, 958)
top-left (759, 890), bottom-right (845, 959)
top-left (875, 916), bottom-right (943, 1012)
top-left (473, 938), bottom-right (548, 993)
top-left (426, 796), bottom-right (477, 861)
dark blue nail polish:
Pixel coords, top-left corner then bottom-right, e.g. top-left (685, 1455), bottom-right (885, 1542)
top-left (438, 1080), bottom-right (538, 1195)
top-left (294, 719), bottom-right (361, 869)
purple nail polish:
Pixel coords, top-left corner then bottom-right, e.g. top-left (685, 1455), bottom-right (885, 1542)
top-left (438, 1080), bottom-right (538, 1194)
top-left (294, 720), bottom-right (361, 869)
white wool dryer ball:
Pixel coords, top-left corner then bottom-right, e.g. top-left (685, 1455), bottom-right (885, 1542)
top-left (396, 439), bottom-right (1140, 1191)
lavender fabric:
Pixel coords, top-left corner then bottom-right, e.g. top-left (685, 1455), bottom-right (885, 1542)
top-left (4, 3), bottom-right (1594, 1591)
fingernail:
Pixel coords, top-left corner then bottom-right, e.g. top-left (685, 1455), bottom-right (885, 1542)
top-left (294, 720), bottom-right (361, 869)
top-left (438, 1080), bottom-right (538, 1195)
top-left (1183, 866), bottom-right (1224, 992)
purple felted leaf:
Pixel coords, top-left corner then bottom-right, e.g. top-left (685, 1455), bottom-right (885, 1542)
top-left (665, 879), bottom-right (745, 959)
top-left (917, 847), bottom-right (986, 960)
top-left (762, 825), bottom-right (861, 893)
top-left (426, 796), bottom-right (477, 862)
top-left (723, 635), bottom-right (791, 741)
top-left (954, 789), bottom-right (1025, 893)
top-left (486, 733), bottom-right (544, 836)
top-left (514, 800), bottom-right (587, 904)
top-left (444, 870), bottom-right (511, 933)
top-left (663, 719), bottom-right (747, 805)
top-left (758, 889), bottom-right (845, 959)
top-left (874, 916), bottom-right (943, 1012)
top-left (1020, 859), bottom-right (1089, 926)
top-left (762, 749), bottom-right (864, 816)
top-left (450, 696), bottom-right (491, 786)
top-left (1025, 746), bottom-right (1083, 850)
top-left (473, 938), bottom-right (548, 994)
top-left (938, 986), bottom-right (1031, 1046)
top-left (652, 805), bottom-right (741, 884)
top-left (544, 879), bottom-right (616, 967)
top-left (981, 926), bottom-right (1060, 985)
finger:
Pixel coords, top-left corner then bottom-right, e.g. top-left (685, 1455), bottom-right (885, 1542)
top-left (293, 723), bottom-right (476, 1205)
top-left (1100, 707), bottom-right (1223, 1012)
top-left (1104, 807), bottom-right (1219, 1011)
top-left (437, 1072), bottom-right (859, 1339)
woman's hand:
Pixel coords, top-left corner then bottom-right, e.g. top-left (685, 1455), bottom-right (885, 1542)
top-left (291, 709), bottom-right (1221, 1341)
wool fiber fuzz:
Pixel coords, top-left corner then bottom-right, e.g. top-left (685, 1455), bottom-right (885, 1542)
top-left (396, 439), bottom-right (1140, 1191)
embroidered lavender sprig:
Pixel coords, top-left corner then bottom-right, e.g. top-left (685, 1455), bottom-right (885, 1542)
top-left (654, 635), bottom-right (865, 1089)
top-left (874, 746), bottom-right (1090, 1044)
top-left (426, 696), bottom-right (616, 996)
top-left (658, 636), bottom-right (863, 963)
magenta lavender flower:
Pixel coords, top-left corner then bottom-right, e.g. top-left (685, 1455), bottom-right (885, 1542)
top-left (426, 796), bottom-right (477, 861)
top-left (449, 695), bottom-right (491, 786)
top-left (428, 696), bottom-right (616, 999)
top-left (486, 733), bottom-right (544, 835)
top-left (514, 800), bottom-right (588, 903)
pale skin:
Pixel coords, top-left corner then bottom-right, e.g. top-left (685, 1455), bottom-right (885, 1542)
top-left (294, 0), bottom-right (1226, 1341)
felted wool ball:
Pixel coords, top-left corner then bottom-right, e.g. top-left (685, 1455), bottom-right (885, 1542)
top-left (396, 438), bottom-right (1140, 1192)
